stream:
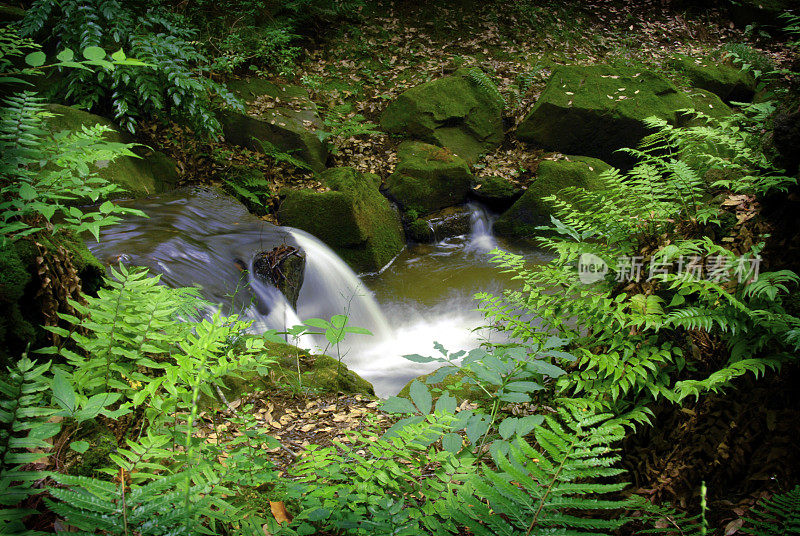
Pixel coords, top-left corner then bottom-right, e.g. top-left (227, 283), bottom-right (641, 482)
top-left (87, 187), bottom-right (549, 396)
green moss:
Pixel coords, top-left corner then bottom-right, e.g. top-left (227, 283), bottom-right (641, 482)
top-left (472, 175), bottom-right (522, 209)
top-left (398, 368), bottom-right (485, 404)
top-left (669, 54), bottom-right (755, 103)
top-left (278, 167), bottom-right (404, 273)
top-left (387, 141), bottom-right (473, 214)
top-left (204, 340), bottom-right (374, 408)
top-left (408, 218), bottom-right (434, 242)
top-left (516, 65), bottom-right (697, 168)
top-left (44, 104), bottom-right (176, 197)
top-left (494, 156), bottom-right (610, 238)
top-left (380, 69), bottom-right (503, 163)
top-left (69, 423), bottom-right (118, 478)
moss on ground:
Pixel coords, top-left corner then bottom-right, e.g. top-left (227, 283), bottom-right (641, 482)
top-left (204, 340), bottom-right (374, 409)
top-left (44, 104), bottom-right (177, 196)
top-left (670, 54), bottom-right (755, 103)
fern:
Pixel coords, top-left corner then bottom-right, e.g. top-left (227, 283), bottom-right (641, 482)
top-left (478, 113), bottom-right (800, 414)
top-left (466, 67), bottom-right (507, 108)
top-left (0, 91), bottom-right (144, 245)
top-left (452, 406), bottom-right (630, 535)
top-left (742, 485), bottom-right (800, 535)
top-left (0, 356), bottom-right (60, 535)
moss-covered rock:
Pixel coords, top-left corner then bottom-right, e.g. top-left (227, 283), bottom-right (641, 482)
top-left (471, 175), bottom-right (523, 210)
top-left (44, 104), bottom-right (178, 196)
top-left (387, 141), bottom-right (473, 214)
top-left (220, 78), bottom-right (328, 172)
top-left (380, 69), bottom-right (504, 163)
top-left (516, 65), bottom-right (698, 169)
top-left (494, 156), bottom-right (611, 238)
top-left (406, 206), bottom-right (472, 243)
top-left (69, 423), bottom-right (118, 478)
top-left (277, 167), bottom-right (404, 273)
top-left (206, 340), bottom-right (374, 407)
top-left (670, 54), bottom-right (756, 103)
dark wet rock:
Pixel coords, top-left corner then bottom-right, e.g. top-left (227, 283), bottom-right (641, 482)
top-left (253, 245), bottom-right (306, 310)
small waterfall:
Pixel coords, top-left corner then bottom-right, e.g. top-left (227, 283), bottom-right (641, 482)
top-left (465, 203), bottom-right (498, 253)
top-left (288, 228), bottom-right (392, 341)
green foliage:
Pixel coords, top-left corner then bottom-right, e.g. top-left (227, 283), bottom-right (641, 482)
top-left (252, 139), bottom-right (314, 172)
top-left (0, 356), bottom-right (60, 535)
top-left (318, 103), bottom-right (381, 154)
top-left (466, 67), bottom-right (507, 109)
top-left (0, 91), bottom-right (143, 246)
top-left (742, 485), bottom-right (800, 535)
top-left (478, 113), bottom-right (800, 415)
top-left (452, 407), bottom-right (630, 535)
top-left (286, 413), bottom-right (466, 535)
top-left (19, 0), bottom-right (243, 135)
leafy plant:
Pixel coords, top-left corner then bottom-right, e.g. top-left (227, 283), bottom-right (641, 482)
top-left (0, 91), bottom-right (143, 246)
top-left (742, 485), bottom-right (800, 535)
top-left (318, 103), bottom-right (381, 154)
top-left (477, 113), bottom-right (800, 416)
top-left (466, 67), bottom-right (507, 109)
top-left (451, 406), bottom-right (630, 536)
top-left (0, 356), bottom-right (60, 535)
top-left (19, 0), bottom-right (243, 135)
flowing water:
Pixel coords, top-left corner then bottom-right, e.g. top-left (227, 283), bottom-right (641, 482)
top-left (88, 187), bottom-right (548, 397)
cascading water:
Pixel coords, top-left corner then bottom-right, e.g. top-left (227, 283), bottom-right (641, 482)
top-left (88, 187), bottom-right (548, 397)
top-left (465, 202), bottom-right (498, 253)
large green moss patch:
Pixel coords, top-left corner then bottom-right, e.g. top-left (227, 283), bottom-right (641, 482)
top-left (277, 167), bottom-right (404, 273)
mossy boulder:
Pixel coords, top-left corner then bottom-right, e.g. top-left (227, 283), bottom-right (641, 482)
top-left (278, 167), bottom-right (404, 273)
top-left (387, 141), bottom-right (473, 214)
top-left (670, 54), bottom-right (755, 103)
top-left (406, 206), bottom-right (472, 243)
top-left (516, 65), bottom-right (698, 169)
top-left (380, 69), bottom-right (504, 163)
top-left (494, 156), bottom-right (611, 238)
top-left (220, 78), bottom-right (328, 172)
top-left (471, 175), bottom-right (523, 210)
top-left (205, 340), bottom-right (374, 408)
top-left (44, 104), bottom-right (177, 196)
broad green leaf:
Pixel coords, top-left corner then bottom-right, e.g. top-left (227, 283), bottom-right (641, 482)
top-left (25, 51), bottom-right (46, 67)
top-left (434, 392), bottom-right (457, 414)
top-left (18, 182), bottom-right (37, 201)
top-left (56, 49), bottom-right (74, 62)
top-left (381, 396), bottom-right (417, 414)
top-left (409, 380), bottom-right (432, 414)
top-left (111, 49), bottom-right (126, 62)
top-left (69, 440), bottom-right (90, 454)
top-left (51, 372), bottom-right (77, 414)
top-left (442, 433), bottom-right (462, 453)
top-left (499, 418), bottom-right (516, 439)
top-left (82, 46), bottom-right (106, 61)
